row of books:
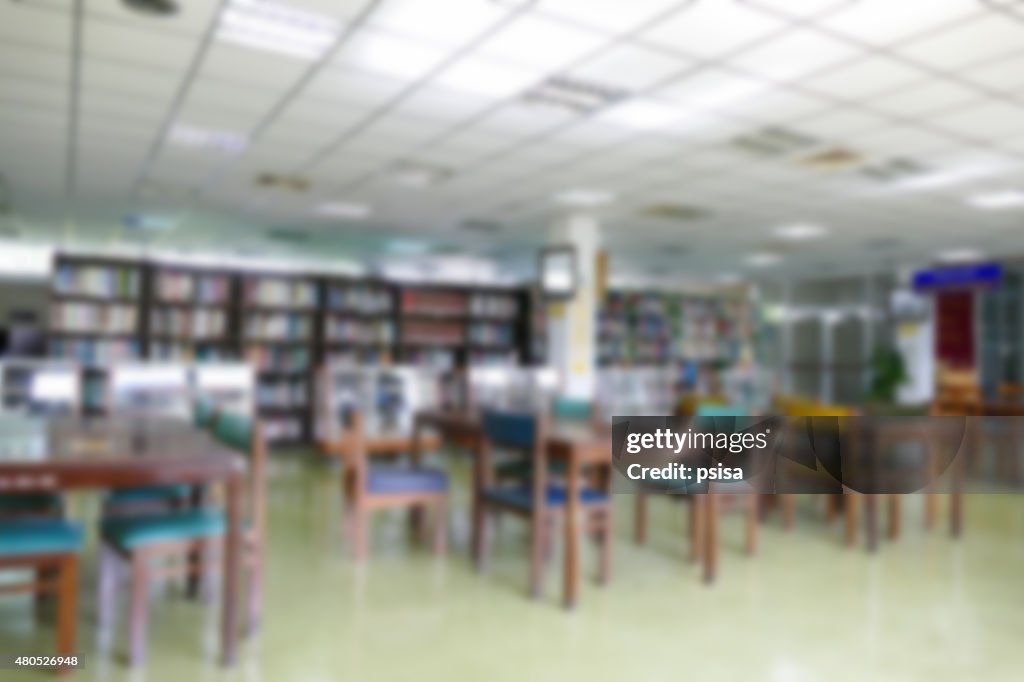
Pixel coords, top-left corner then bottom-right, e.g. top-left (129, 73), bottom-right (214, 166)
top-left (324, 349), bottom-right (393, 366)
top-left (50, 339), bottom-right (141, 364)
top-left (257, 380), bottom-right (308, 408)
top-left (400, 291), bottom-right (467, 317)
top-left (325, 285), bottom-right (392, 314)
top-left (245, 346), bottom-right (310, 372)
top-left (245, 279), bottom-right (317, 307)
top-left (325, 318), bottom-right (395, 344)
top-left (470, 294), bottom-right (518, 318)
top-left (263, 416), bottom-right (304, 441)
top-left (151, 309), bottom-right (227, 338)
top-left (150, 342), bottom-right (233, 362)
top-left (51, 303), bottom-right (138, 334)
top-left (402, 321), bottom-right (465, 345)
top-left (467, 322), bottom-right (515, 346)
top-left (155, 272), bottom-right (231, 303)
top-left (54, 264), bottom-right (140, 299)
top-left (244, 313), bottom-right (311, 340)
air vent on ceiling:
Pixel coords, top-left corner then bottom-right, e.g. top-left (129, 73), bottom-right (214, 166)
top-left (522, 76), bottom-right (630, 115)
top-left (255, 173), bottom-right (311, 192)
top-left (861, 157), bottom-right (930, 183)
top-left (731, 126), bottom-right (819, 157)
top-left (266, 228), bottom-right (310, 243)
top-left (460, 218), bottom-right (503, 233)
top-left (800, 146), bottom-right (863, 171)
top-left (642, 203), bottom-right (709, 222)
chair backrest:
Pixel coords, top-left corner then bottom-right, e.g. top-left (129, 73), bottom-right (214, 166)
top-left (694, 403), bottom-right (746, 418)
top-left (212, 411), bottom-right (265, 544)
top-left (480, 408), bottom-right (549, 515)
top-left (481, 409), bottom-right (539, 450)
top-left (193, 395), bottom-right (217, 430)
top-left (552, 397), bottom-right (594, 422)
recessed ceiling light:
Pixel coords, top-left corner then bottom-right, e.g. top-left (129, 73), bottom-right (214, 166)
top-left (216, 0), bottom-right (341, 61)
top-left (967, 189), bottom-right (1024, 210)
top-left (775, 223), bottom-right (827, 240)
top-left (555, 188), bottom-right (616, 207)
top-left (937, 248), bottom-right (985, 263)
top-left (745, 252), bottom-right (782, 267)
top-left (315, 201), bottom-right (372, 219)
top-left (170, 124), bottom-right (247, 154)
top-left (598, 99), bottom-right (684, 130)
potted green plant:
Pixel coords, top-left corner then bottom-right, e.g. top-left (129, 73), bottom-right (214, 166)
top-left (866, 345), bottom-right (909, 405)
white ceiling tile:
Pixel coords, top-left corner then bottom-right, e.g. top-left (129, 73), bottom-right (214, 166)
top-left (658, 68), bottom-right (770, 112)
top-left (536, 0), bottom-right (683, 33)
top-left (474, 102), bottom-right (577, 136)
top-left (86, 0), bottom-right (221, 37)
top-left (476, 14), bottom-right (607, 72)
top-left (201, 44), bottom-right (309, 89)
top-left (641, 1), bottom-right (788, 59)
top-left (728, 88), bottom-right (831, 123)
top-left (368, 0), bottom-right (508, 48)
top-left (332, 28), bottom-right (452, 81)
top-left (868, 79), bottom-right (980, 117)
top-left (730, 29), bottom-right (861, 82)
top-left (567, 43), bottom-right (690, 91)
top-left (80, 91), bottom-right (167, 126)
top-left (801, 55), bottom-right (924, 99)
top-left (85, 19), bottom-right (200, 70)
top-left (796, 108), bottom-right (889, 138)
top-left (183, 80), bottom-right (282, 119)
top-left (431, 55), bottom-right (542, 99)
top-left (849, 125), bottom-right (956, 157)
top-left (962, 51), bottom-right (1024, 92)
top-left (388, 86), bottom-right (495, 125)
top-left (0, 44), bottom-right (67, 84)
top-left (897, 14), bottom-right (1024, 70)
top-left (304, 66), bottom-right (410, 107)
top-left (83, 59), bottom-right (180, 98)
top-left (931, 101), bottom-right (1024, 138)
top-left (816, 0), bottom-right (979, 45)
top-left (0, 75), bottom-right (66, 109)
top-left (741, 0), bottom-right (855, 19)
top-left (0, 2), bottom-right (73, 51)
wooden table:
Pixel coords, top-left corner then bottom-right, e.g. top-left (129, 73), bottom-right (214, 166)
top-left (411, 409), bottom-right (613, 608)
top-left (0, 415), bottom-right (247, 666)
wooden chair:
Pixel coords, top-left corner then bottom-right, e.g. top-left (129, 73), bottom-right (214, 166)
top-left (340, 409), bottom-right (449, 560)
top-left (633, 403), bottom-right (758, 562)
top-left (494, 397), bottom-right (602, 484)
top-left (473, 409), bottom-right (612, 598)
top-left (0, 518), bottom-right (83, 673)
top-left (97, 410), bottom-right (265, 665)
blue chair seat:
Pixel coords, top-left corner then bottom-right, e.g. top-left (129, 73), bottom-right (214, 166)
top-left (0, 519), bottom-right (83, 557)
top-left (367, 467), bottom-right (448, 495)
top-left (495, 459), bottom-right (569, 479)
top-left (106, 484), bottom-right (191, 506)
top-left (101, 509), bottom-right (225, 551)
top-left (0, 492), bottom-right (64, 515)
top-left (483, 484), bottom-right (609, 510)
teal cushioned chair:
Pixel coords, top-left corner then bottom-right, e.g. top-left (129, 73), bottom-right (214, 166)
top-left (193, 395), bottom-right (217, 430)
top-left (97, 409), bottom-right (265, 665)
top-left (475, 409), bottom-right (612, 599)
top-left (494, 398), bottom-right (599, 482)
top-left (0, 519), bottom-right (83, 667)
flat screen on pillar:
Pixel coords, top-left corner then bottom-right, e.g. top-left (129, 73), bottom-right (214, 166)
top-left (540, 246), bottom-right (576, 299)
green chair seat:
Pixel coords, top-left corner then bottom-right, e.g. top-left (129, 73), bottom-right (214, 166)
top-left (101, 509), bottom-right (226, 551)
top-left (552, 397), bottom-right (594, 421)
top-left (0, 519), bottom-right (83, 557)
top-left (193, 396), bottom-right (216, 429)
top-left (0, 492), bottom-right (64, 515)
top-left (213, 412), bottom-right (253, 453)
top-left (107, 484), bottom-right (191, 505)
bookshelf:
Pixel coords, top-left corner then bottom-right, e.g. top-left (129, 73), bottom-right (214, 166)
top-left (243, 275), bottom-right (318, 442)
top-left (46, 253), bottom-right (535, 444)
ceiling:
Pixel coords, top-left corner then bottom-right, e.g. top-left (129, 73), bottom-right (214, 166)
top-left (1, 0), bottom-right (1024, 283)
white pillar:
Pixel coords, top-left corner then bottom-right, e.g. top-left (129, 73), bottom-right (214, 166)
top-left (547, 213), bottom-right (600, 399)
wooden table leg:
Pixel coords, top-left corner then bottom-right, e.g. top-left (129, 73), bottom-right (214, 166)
top-left (634, 491), bottom-right (647, 546)
top-left (187, 483), bottom-right (204, 599)
top-left (221, 473), bottom-right (242, 667)
top-left (844, 492), bottom-right (860, 547)
top-left (599, 464), bottom-right (613, 585)
top-left (887, 495), bottom-right (901, 540)
top-left (865, 494), bottom-right (879, 553)
top-left (703, 493), bottom-right (718, 584)
top-left (56, 554), bottom-right (78, 673)
top-left (690, 495), bottom-right (704, 563)
top-left (563, 451), bottom-right (580, 609)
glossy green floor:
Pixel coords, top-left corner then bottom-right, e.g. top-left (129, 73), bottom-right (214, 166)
top-left (3, 452), bottom-right (1024, 681)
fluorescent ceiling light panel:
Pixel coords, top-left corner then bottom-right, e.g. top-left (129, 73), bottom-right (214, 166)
top-left (598, 98), bottom-right (684, 130)
top-left (937, 248), bottom-right (985, 263)
top-left (169, 124), bottom-right (248, 154)
top-left (217, 0), bottom-right (341, 61)
top-left (316, 201), bottom-right (372, 218)
top-left (339, 30), bottom-right (450, 80)
top-left (0, 240), bottom-right (53, 278)
top-left (745, 252), bottom-right (782, 267)
top-left (555, 188), bottom-right (616, 207)
top-left (775, 223), bottom-right (827, 240)
top-left (967, 189), bottom-right (1024, 210)
top-left (434, 56), bottom-right (541, 98)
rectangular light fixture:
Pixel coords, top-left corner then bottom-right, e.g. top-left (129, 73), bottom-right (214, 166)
top-left (598, 98), bottom-right (684, 130)
top-left (555, 188), bottom-right (616, 207)
top-left (522, 76), bottom-right (630, 115)
top-left (217, 0), bottom-right (341, 61)
top-left (316, 201), bottom-right (372, 219)
top-left (775, 223), bottom-right (827, 240)
top-left (967, 189), bottom-right (1024, 210)
top-left (170, 124), bottom-right (248, 154)
top-left (0, 240), bottom-right (53, 278)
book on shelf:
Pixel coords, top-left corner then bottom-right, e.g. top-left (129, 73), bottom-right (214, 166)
top-left (325, 284), bottom-right (392, 314)
top-left (402, 320), bottom-right (464, 346)
top-left (401, 290), bottom-right (468, 317)
top-left (51, 302), bottom-right (137, 334)
top-left (325, 317), bottom-right (394, 344)
top-left (50, 338), bottom-right (141, 365)
top-left (469, 293), bottom-right (518, 318)
top-left (155, 271), bottom-right (231, 303)
top-left (246, 345), bottom-right (310, 372)
top-left (54, 263), bottom-right (141, 299)
top-left (245, 278), bottom-right (317, 307)
top-left (468, 321), bottom-right (514, 346)
top-left (151, 309), bottom-right (227, 338)
top-left (244, 312), bottom-right (311, 340)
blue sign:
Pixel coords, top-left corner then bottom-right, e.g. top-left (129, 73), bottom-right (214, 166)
top-left (912, 262), bottom-right (1002, 291)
